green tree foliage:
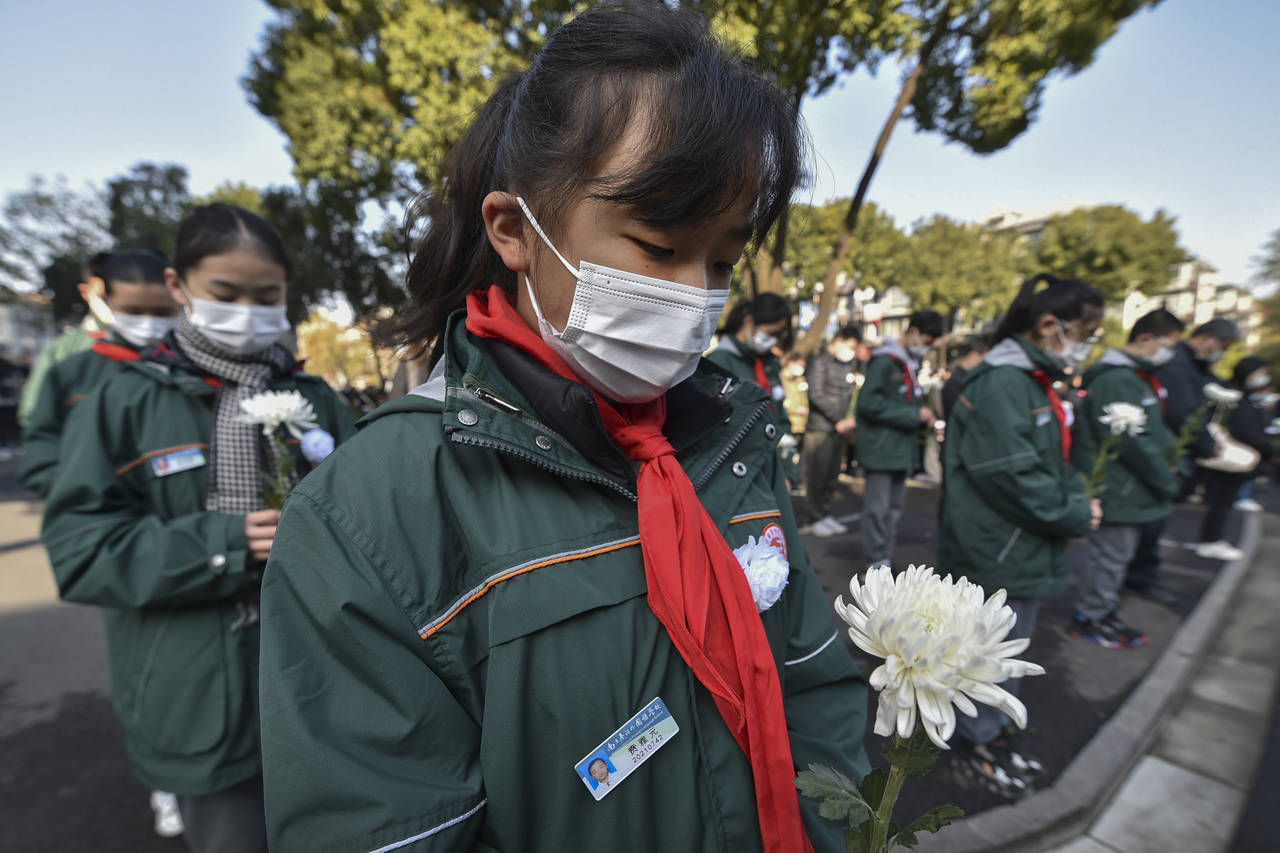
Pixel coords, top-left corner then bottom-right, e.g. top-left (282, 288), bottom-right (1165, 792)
top-left (1030, 205), bottom-right (1183, 302)
top-left (192, 181), bottom-right (269, 215)
top-left (785, 200), bottom-right (907, 299)
top-left (898, 215), bottom-right (1022, 324)
top-left (794, 0), bottom-right (1165, 354)
top-left (1250, 228), bottom-right (1280, 287)
top-left (106, 163), bottom-right (191, 252)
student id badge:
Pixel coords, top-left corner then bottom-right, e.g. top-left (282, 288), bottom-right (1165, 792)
top-left (150, 446), bottom-right (206, 477)
top-left (574, 697), bottom-right (679, 801)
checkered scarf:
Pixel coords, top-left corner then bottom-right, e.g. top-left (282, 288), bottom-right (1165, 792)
top-left (174, 313), bottom-right (296, 514)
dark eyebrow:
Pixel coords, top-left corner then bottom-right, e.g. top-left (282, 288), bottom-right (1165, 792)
top-left (208, 279), bottom-right (283, 292)
top-left (726, 224), bottom-right (754, 241)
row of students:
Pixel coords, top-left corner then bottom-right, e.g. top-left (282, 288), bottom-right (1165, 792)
top-left (38, 204), bottom-right (355, 853)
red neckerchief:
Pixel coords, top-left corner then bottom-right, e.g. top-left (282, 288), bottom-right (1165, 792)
top-left (466, 287), bottom-right (811, 853)
top-left (1135, 370), bottom-right (1167, 414)
top-left (1030, 370), bottom-right (1071, 462)
top-left (888, 355), bottom-right (915, 401)
top-left (90, 341), bottom-right (140, 363)
top-left (750, 356), bottom-right (776, 413)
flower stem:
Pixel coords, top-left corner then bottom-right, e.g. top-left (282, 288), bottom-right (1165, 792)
top-left (870, 742), bottom-right (909, 852)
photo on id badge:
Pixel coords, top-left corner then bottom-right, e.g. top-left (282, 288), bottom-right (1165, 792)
top-left (574, 697), bottom-right (679, 801)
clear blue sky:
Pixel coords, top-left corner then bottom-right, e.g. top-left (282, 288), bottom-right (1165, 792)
top-left (2, 0), bottom-right (1276, 283)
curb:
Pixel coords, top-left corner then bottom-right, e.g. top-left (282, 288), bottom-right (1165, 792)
top-left (914, 510), bottom-right (1265, 852)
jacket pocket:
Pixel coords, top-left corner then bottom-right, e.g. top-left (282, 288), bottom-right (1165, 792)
top-left (108, 607), bottom-right (229, 756)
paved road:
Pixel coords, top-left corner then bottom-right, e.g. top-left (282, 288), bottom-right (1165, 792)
top-left (0, 458), bottom-right (1259, 850)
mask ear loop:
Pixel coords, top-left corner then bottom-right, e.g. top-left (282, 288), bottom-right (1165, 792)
top-left (516, 196), bottom-right (583, 337)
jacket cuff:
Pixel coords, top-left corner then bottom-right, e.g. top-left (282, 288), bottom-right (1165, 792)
top-left (209, 513), bottom-right (250, 577)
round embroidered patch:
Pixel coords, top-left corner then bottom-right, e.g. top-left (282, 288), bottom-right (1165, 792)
top-left (761, 522), bottom-right (787, 560)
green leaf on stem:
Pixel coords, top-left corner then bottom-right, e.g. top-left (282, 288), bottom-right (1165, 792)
top-left (795, 765), bottom-right (872, 826)
top-left (844, 822), bottom-right (875, 853)
top-left (890, 805), bottom-right (964, 849)
top-left (859, 767), bottom-right (889, 810)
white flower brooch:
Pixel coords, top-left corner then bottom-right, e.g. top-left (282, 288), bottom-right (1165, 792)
top-left (733, 535), bottom-right (790, 612)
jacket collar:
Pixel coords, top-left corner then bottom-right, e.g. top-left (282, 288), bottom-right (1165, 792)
top-left (983, 336), bottom-right (1062, 377)
top-left (376, 313), bottom-right (750, 492)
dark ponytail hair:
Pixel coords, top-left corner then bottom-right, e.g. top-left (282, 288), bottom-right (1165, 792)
top-left (379, 2), bottom-right (805, 364)
top-left (100, 249), bottom-right (167, 295)
top-left (172, 203), bottom-right (292, 280)
top-left (992, 273), bottom-right (1103, 344)
top-left (719, 292), bottom-right (792, 336)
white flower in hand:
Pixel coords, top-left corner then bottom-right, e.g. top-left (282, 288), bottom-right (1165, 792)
top-left (300, 428), bottom-right (335, 464)
top-left (237, 390), bottom-right (320, 439)
top-left (1204, 382), bottom-right (1243, 405)
top-left (835, 564), bottom-right (1044, 750)
top-left (733, 536), bottom-right (789, 612)
top-left (1098, 401), bottom-right (1147, 437)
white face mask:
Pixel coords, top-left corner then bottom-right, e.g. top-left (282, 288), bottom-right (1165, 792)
top-left (182, 286), bottom-right (290, 356)
top-left (907, 343), bottom-right (930, 359)
top-left (1148, 344), bottom-right (1174, 367)
top-left (113, 313), bottom-right (178, 349)
top-left (749, 330), bottom-right (779, 354)
top-left (1246, 373), bottom-right (1271, 391)
top-left (517, 197), bottom-right (729, 403)
top-left (1050, 322), bottom-right (1093, 370)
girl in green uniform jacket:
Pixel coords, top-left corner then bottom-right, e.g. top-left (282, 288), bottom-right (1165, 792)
top-left (259, 6), bottom-right (870, 853)
top-left (706, 293), bottom-right (799, 483)
top-left (41, 204), bottom-right (356, 853)
top-left (939, 273), bottom-right (1103, 799)
top-left (20, 250), bottom-right (180, 498)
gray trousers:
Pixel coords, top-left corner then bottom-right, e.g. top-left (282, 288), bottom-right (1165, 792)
top-left (803, 431), bottom-right (846, 520)
top-left (861, 470), bottom-right (906, 567)
top-left (955, 596), bottom-right (1040, 746)
top-left (176, 775), bottom-right (268, 853)
top-left (1076, 524), bottom-right (1140, 621)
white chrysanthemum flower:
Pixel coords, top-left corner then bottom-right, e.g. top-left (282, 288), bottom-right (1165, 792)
top-left (732, 535), bottom-right (789, 612)
top-left (1098, 401), bottom-right (1147, 436)
top-left (835, 564), bottom-right (1044, 750)
top-left (237, 390), bottom-right (320, 439)
top-left (1204, 382), bottom-right (1243, 405)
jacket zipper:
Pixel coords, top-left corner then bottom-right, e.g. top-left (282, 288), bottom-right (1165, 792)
top-left (451, 432), bottom-right (638, 501)
top-left (131, 612), bottom-right (172, 723)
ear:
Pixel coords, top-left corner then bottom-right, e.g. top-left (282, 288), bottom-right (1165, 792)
top-left (164, 267), bottom-right (189, 309)
top-left (1034, 312), bottom-right (1059, 342)
top-left (482, 191), bottom-right (531, 274)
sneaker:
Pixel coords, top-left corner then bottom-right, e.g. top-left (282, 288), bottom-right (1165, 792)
top-left (809, 518), bottom-right (837, 537)
top-left (994, 732), bottom-right (1045, 778)
top-left (952, 740), bottom-right (1031, 800)
top-left (1069, 613), bottom-right (1147, 648)
top-left (817, 515), bottom-right (849, 535)
top-left (1195, 540), bottom-right (1245, 561)
top-left (1233, 498), bottom-right (1263, 512)
top-left (150, 790), bottom-right (184, 838)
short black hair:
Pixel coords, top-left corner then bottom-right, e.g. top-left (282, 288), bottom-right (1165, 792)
top-left (100, 250), bottom-right (167, 295)
top-left (953, 335), bottom-right (989, 359)
top-left (834, 323), bottom-right (862, 343)
top-left (1129, 309), bottom-right (1185, 342)
top-left (992, 273), bottom-right (1104, 344)
top-left (172, 202), bottom-right (292, 280)
top-left (908, 309), bottom-right (945, 339)
top-left (1190, 318), bottom-right (1241, 344)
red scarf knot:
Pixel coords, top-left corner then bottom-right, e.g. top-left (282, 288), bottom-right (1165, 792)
top-left (1030, 370), bottom-right (1072, 462)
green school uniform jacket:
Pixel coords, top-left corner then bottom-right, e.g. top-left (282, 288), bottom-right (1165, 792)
top-left (39, 343), bottom-right (356, 796)
top-left (1073, 349), bottom-right (1179, 526)
top-left (17, 322), bottom-right (97, 426)
top-left (706, 335), bottom-right (799, 481)
top-left (939, 337), bottom-right (1092, 598)
top-left (856, 339), bottom-right (926, 472)
top-left (19, 334), bottom-right (139, 497)
top-left (259, 317), bottom-right (871, 853)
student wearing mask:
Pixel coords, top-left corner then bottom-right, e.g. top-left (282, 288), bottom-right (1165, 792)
top-left (940, 273), bottom-right (1103, 798)
top-left (258, 7), bottom-right (870, 852)
top-left (1070, 309), bottom-right (1185, 648)
top-left (1125, 317), bottom-right (1242, 587)
top-left (855, 309), bottom-right (943, 568)
top-left (708, 292), bottom-right (799, 482)
top-left (1195, 356), bottom-right (1274, 539)
top-left (803, 324), bottom-right (860, 536)
top-left (40, 203), bottom-right (356, 853)
top-left (20, 250), bottom-right (180, 498)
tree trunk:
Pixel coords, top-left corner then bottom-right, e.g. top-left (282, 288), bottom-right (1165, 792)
top-left (792, 16), bottom-right (951, 355)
